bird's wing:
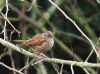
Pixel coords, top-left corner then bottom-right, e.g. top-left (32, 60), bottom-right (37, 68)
top-left (27, 35), bottom-right (46, 47)
top-left (32, 41), bottom-right (48, 53)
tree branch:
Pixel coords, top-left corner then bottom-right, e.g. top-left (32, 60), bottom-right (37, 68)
top-left (0, 38), bottom-right (100, 68)
top-left (0, 62), bottom-right (23, 74)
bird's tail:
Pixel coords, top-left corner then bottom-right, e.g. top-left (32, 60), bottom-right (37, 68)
top-left (13, 40), bottom-right (29, 43)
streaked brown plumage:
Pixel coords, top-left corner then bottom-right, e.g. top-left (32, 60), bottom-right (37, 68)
top-left (14, 31), bottom-right (54, 53)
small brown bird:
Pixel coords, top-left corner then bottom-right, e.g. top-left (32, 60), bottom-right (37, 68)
top-left (14, 31), bottom-right (54, 53)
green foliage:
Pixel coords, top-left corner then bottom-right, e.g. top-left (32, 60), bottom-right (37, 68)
top-left (0, 0), bottom-right (6, 11)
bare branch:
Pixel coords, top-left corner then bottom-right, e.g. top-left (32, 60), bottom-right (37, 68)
top-left (48, 0), bottom-right (99, 58)
top-left (0, 62), bottom-right (23, 74)
top-left (96, 0), bottom-right (100, 3)
top-left (0, 38), bottom-right (100, 68)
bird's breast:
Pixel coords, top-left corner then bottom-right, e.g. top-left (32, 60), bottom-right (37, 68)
top-left (46, 38), bottom-right (54, 51)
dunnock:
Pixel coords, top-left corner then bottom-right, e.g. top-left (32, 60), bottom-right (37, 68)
top-left (14, 31), bottom-right (54, 53)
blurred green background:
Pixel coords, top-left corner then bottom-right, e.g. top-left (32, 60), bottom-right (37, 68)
top-left (0, 0), bottom-right (100, 74)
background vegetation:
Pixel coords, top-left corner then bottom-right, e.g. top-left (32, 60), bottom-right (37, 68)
top-left (0, 0), bottom-right (100, 74)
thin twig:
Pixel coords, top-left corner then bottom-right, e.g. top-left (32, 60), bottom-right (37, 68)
top-left (3, 0), bottom-right (9, 40)
top-left (71, 63), bottom-right (75, 74)
top-left (85, 50), bottom-right (94, 62)
top-left (9, 29), bottom-right (16, 74)
top-left (85, 37), bottom-right (100, 62)
top-left (0, 62), bottom-right (23, 74)
top-left (83, 68), bottom-right (90, 74)
top-left (59, 64), bottom-right (64, 74)
top-left (20, 58), bottom-right (35, 72)
top-left (52, 63), bottom-right (60, 74)
top-left (9, 50), bottom-right (16, 74)
top-left (0, 12), bottom-right (20, 34)
top-left (48, 0), bottom-right (99, 58)
top-left (0, 50), bottom-right (9, 59)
